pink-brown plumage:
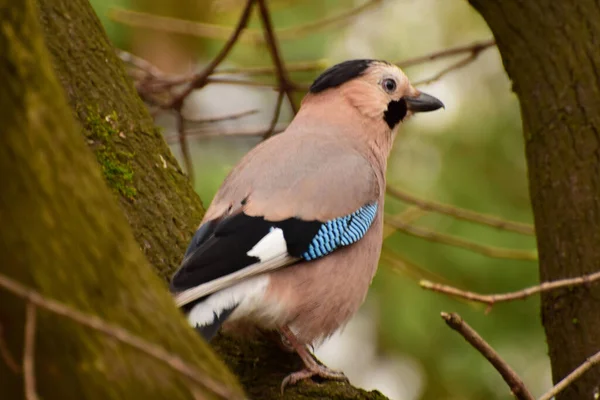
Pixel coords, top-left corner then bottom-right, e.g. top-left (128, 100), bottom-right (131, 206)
top-left (170, 59), bottom-right (444, 389)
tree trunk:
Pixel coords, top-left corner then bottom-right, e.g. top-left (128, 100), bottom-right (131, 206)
top-left (35, 0), bottom-right (205, 280)
top-left (0, 0), bottom-right (389, 398)
top-left (468, 1), bottom-right (600, 398)
top-left (0, 0), bottom-right (241, 398)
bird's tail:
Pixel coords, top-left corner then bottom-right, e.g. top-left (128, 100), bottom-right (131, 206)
top-left (182, 297), bottom-right (238, 341)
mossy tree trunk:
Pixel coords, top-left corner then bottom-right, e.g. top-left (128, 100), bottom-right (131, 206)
top-left (0, 0), bottom-right (389, 398)
top-left (35, 0), bottom-right (204, 280)
top-left (468, 1), bottom-right (600, 398)
top-left (0, 0), bottom-right (241, 399)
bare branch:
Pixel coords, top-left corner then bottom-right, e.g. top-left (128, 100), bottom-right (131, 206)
top-left (0, 323), bottom-right (20, 373)
top-left (214, 39), bottom-right (496, 77)
top-left (538, 350), bottom-right (600, 400)
top-left (421, 270), bottom-right (600, 308)
top-left (175, 114), bottom-right (194, 182)
top-left (263, 91), bottom-right (285, 140)
top-left (385, 215), bottom-right (538, 261)
top-left (256, 0), bottom-right (298, 114)
top-left (386, 186), bottom-right (535, 235)
top-left (413, 53), bottom-right (481, 86)
top-left (23, 303), bottom-right (39, 400)
top-left (110, 8), bottom-right (263, 43)
top-left (168, 0), bottom-right (255, 110)
top-left (396, 39), bottom-right (496, 69)
top-left (164, 125), bottom-right (287, 143)
top-left (215, 59), bottom-right (328, 76)
top-left (274, 0), bottom-right (382, 40)
top-left (0, 273), bottom-right (242, 400)
top-left (441, 312), bottom-right (535, 400)
top-left (111, 1), bottom-right (381, 44)
top-left (185, 109), bottom-right (258, 125)
top-left (165, 0), bottom-right (255, 182)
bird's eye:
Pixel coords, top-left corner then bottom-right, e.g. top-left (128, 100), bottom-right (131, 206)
top-left (382, 78), bottom-right (397, 93)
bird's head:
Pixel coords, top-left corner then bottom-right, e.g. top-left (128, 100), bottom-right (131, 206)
top-left (306, 59), bottom-right (444, 131)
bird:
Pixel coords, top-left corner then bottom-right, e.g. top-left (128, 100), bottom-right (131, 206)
top-left (170, 59), bottom-right (443, 391)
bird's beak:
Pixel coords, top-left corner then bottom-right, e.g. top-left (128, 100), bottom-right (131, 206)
top-left (404, 92), bottom-right (444, 113)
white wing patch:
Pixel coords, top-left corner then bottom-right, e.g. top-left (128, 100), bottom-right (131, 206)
top-left (187, 275), bottom-right (270, 327)
top-left (247, 227), bottom-right (288, 262)
top-left (174, 253), bottom-right (298, 307)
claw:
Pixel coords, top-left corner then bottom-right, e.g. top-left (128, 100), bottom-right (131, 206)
top-left (280, 364), bottom-right (348, 394)
top-left (278, 325), bottom-right (349, 393)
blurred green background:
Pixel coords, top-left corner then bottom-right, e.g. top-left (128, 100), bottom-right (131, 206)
top-left (91, 0), bottom-right (547, 398)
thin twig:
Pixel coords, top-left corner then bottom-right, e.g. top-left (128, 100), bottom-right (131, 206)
top-left (413, 53), bottom-right (483, 86)
top-left (380, 248), bottom-right (453, 285)
top-left (168, 0), bottom-right (255, 109)
top-left (176, 114), bottom-right (194, 181)
top-left (167, 0), bottom-right (255, 183)
top-left (386, 186), bottom-right (535, 235)
top-left (538, 350), bottom-right (600, 400)
top-left (274, 0), bottom-right (382, 40)
top-left (216, 39), bottom-right (496, 77)
top-left (215, 59), bottom-right (328, 76)
top-left (0, 273), bottom-right (242, 400)
top-left (385, 216), bottom-right (538, 261)
top-left (110, 8), bottom-right (263, 44)
top-left (263, 91), bottom-right (285, 140)
top-left (185, 109), bottom-right (258, 124)
top-left (164, 125), bottom-right (287, 143)
top-left (206, 77), bottom-right (280, 88)
top-left (111, 1), bottom-right (380, 43)
top-left (256, 0), bottom-right (298, 114)
top-left (0, 323), bottom-right (20, 373)
top-left (23, 303), bottom-right (39, 400)
top-left (421, 270), bottom-right (600, 310)
top-left (396, 39), bottom-right (496, 69)
top-left (441, 312), bottom-right (535, 400)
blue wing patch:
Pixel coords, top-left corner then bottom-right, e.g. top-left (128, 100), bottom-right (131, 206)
top-left (301, 202), bottom-right (378, 261)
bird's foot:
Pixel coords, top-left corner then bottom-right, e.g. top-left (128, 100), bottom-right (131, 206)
top-left (278, 325), bottom-right (348, 393)
top-left (281, 364), bottom-right (348, 393)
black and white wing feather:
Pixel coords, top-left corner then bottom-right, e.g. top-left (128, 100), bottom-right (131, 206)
top-left (171, 203), bottom-right (378, 307)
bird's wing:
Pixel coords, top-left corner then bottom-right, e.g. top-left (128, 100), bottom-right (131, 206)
top-left (171, 133), bottom-right (382, 307)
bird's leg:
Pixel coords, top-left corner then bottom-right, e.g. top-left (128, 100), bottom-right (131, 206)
top-left (279, 325), bottom-right (348, 393)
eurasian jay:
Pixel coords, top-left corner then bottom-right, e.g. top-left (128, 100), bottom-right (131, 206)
top-left (170, 59), bottom-right (443, 390)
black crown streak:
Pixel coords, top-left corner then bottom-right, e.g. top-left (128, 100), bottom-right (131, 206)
top-left (383, 99), bottom-right (408, 129)
top-left (310, 59), bottom-right (382, 93)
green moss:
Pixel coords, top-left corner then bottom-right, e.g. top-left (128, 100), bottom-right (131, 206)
top-left (85, 108), bottom-right (136, 200)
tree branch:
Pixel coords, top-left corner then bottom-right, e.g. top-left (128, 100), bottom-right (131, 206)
top-left (421, 270), bottom-right (600, 309)
top-left (274, 0), bottom-right (382, 40)
top-left (538, 350), bottom-right (600, 400)
top-left (386, 186), bottom-right (535, 235)
top-left (23, 303), bottom-right (39, 400)
top-left (385, 215), bottom-right (538, 261)
top-left (256, 0), bottom-right (297, 114)
top-left (441, 312), bottom-right (535, 400)
top-left (0, 273), bottom-right (242, 400)
top-left (263, 90), bottom-right (285, 139)
top-left (396, 39), bottom-right (496, 68)
top-left (0, 323), bottom-right (20, 373)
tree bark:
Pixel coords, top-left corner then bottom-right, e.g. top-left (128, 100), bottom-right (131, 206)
top-left (35, 0), bottom-right (205, 280)
top-left (0, 0), bottom-right (241, 399)
top-left (468, 1), bottom-right (600, 398)
top-left (0, 0), bottom-right (390, 398)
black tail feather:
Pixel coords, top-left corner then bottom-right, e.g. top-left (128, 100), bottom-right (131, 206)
top-left (194, 304), bottom-right (238, 341)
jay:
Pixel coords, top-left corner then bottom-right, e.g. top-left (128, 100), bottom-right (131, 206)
top-left (170, 59), bottom-right (443, 389)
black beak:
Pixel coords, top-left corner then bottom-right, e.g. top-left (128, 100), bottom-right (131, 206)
top-left (404, 92), bottom-right (444, 113)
